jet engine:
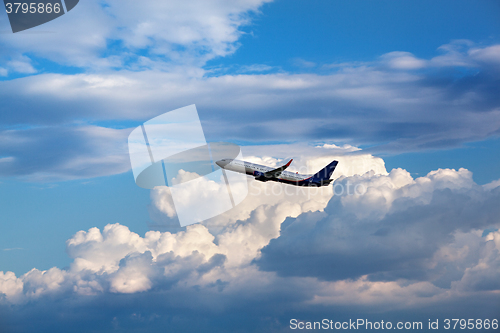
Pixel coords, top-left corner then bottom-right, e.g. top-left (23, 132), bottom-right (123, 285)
top-left (253, 171), bottom-right (269, 182)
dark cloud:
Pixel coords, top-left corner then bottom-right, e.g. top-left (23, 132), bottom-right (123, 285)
top-left (0, 125), bottom-right (131, 181)
top-left (0, 279), bottom-right (499, 332)
top-left (257, 170), bottom-right (500, 284)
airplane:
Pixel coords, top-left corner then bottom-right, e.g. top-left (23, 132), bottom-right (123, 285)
top-left (215, 158), bottom-right (338, 187)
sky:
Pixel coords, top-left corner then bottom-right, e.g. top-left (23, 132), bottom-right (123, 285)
top-left (0, 0), bottom-right (500, 332)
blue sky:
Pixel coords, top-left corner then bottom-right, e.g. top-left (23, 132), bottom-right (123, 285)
top-left (1, 1), bottom-right (500, 332)
top-left (210, 0), bottom-right (500, 69)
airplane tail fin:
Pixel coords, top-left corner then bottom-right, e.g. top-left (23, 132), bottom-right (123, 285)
top-left (312, 160), bottom-right (338, 181)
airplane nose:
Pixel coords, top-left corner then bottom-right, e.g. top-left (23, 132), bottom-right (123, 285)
top-left (216, 159), bottom-right (228, 168)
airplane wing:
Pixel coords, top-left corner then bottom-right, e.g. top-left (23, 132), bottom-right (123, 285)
top-left (264, 159), bottom-right (293, 179)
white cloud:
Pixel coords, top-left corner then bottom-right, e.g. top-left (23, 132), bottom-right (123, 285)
top-left (240, 143), bottom-right (387, 178)
top-left (381, 51), bottom-right (427, 70)
top-left (3, 44), bottom-right (499, 150)
top-left (469, 45), bottom-right (500, 68)
top-left (0, 271), bottom-right (23, 301)
top-left (0, 158), bottom-right (498, 311)
top-left (0, 159), bottom-right (499, 333)
top-left (22, 267), bottom-right (67, 298)
top-left (110, 252), bottom-right (153, 293)
top-left (7, 55), bottom-right (37, 74)
top-left (67, 224), bottom-right (148, 274)
top-left (2, 146), bottom-right (388, 301)
top-left (484, 179), bottom-right (500, 190)
top-left (0, 156), bottom-right (15, 164)
top-left (149, 144), bottom-right (387, 231)
top-left (320, 143), bottom-right (360, 151)
top-left (0, 0), bottom-right (271, 69)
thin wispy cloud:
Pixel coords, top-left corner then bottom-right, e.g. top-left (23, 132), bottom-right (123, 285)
top-left (291, 58), bottom-right (317, 68)
top-left (3, 248), bottom-right (24, 251)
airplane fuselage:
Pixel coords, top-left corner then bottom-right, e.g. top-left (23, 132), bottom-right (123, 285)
top-left (216, 159), bottom-right (335, 187)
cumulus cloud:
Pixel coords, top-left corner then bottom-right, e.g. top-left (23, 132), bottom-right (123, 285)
top-left (148, 144), bottom-right (387, 230)
top-left (0, 271), bottom-right (23, 301)
top-left (1, 162), bottom-right (499, 331)
top-left (257, 168), bottom-right (500, 284)
top-left (241, 143), bottom-right (387, 178)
